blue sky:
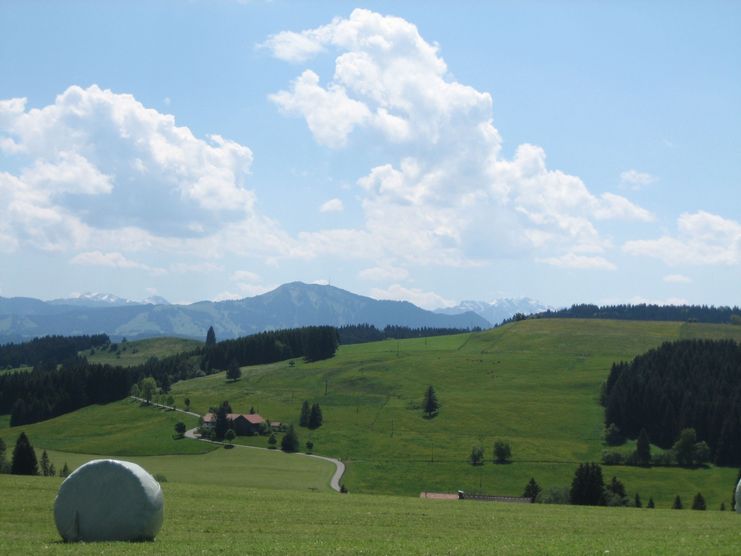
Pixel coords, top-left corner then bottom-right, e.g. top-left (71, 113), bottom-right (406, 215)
top-left (1, 1), bottom-right (739, 308)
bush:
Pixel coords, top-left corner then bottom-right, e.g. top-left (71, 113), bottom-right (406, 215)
top-left (603, 423), bottom-right (625, 446)
top-left (535, 486), bottom-right (570, 505)
top-left (602, 451), bottom-right (624, 465)
top-left (469, 446), bottom-right (484, 466)
top-left (493, 440), bottom-right (511, 464)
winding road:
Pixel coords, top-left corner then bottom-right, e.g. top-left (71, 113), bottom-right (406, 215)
top-left (130, 397), bottom-right (345, 492)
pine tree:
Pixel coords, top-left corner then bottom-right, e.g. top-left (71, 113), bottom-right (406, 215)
top-left (281, 425), bottom-right (299, 453)
top-left (40, 449), bottom-right (52, 477)
top-left (60, 462), bottom-right (70, 478)
top-left (523, 478), bottom-right (541, 501)
top-left (299, 400), bottom-right (311, 427)
top-left (308, 403), bottom-right (323, 429)
top-left (570, 463), bottom-right (606, 506)
top-left (672, 495), bottom-right (683, 509)
top-left (206, 326), bottom-right (217, 347)
top-left (215, 405), bottom-right (229, 440)
top-left (647, 497), bottom-right (655, 508)
top-left (636, 428), bottom-right (651, 466)
top-left (0, 438), bottom-right (6, 473)
top-left (268, 433), bottom-right (277, 449)
top-left (11, 432), bottom-right (39, 475)
top-left (691, 492), bottom-right (706, 510)
top-left (469, 446), bottom-right (484, 466)
top-left (634, 493), bottom-right (642, 508)
top-left (423, 385), bottom-right (440, 418)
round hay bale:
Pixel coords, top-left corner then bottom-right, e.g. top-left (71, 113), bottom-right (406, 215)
top-left (736, 478), bottom-right (741, 514)
top-left (54, 459), bottom-right (164, 542)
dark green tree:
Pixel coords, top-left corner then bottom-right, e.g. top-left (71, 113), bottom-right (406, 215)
top-left (175, 421), bottom-right (186, 437)
top-left (636, 428), bottom-right (651, 466)
top-left (647, 497), bottom-right (655, 508)
top-left (308, 403), bottom-right (323, 429)
top-left (673, 428), bottom-right (697, 466)
top-left (268, 433), bottom-right (277, 449)
top-left (40, 449), bottom-right (52, 477)
top-left (570, 463), bottom-right (606, 506)
top-left (494, 440), bottom-right (512, 463)
top-left (691, 492), bottom-right (706, 510)
top-left (215, 405), bottom-right (229, 440)
top-left (469, 446), bottom-right (484, 466)
top-left (523, 478), bottom-right (541, 501)
top-left (206, 326), bottom-right (217, 347)
top-left (634, 493), bottom-right (642, 508)
top-left (672, 495), bottom-right (683, 509)
top-left (423, 385), bottom-right (440, 418)
top-left (299, 400), bottom-right (311, 427)
top-left (226, 359), bottom-right (241, 382)
top-left (0, 438), bottom-right (6, 473)
top-left (60, 462), bottom-right (70, 478)
top-left (306, 440), bottom-right (314, 453)
top-left (184, 398), bottom-right (191, 411)
top-left (140, 377), bottom-right (157, 405)
top-left (281, 425), bottom-right (300, 453)
top-left (11, 432), bottom-right (38, 476)
top-left (605, 476), bottom-right (627, 506)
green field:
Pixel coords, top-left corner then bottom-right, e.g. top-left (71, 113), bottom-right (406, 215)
top-left (3, 319), bottom-right (741, 508)
top-left (160, 319), bottom-right (741, 506)
top-left (84, 337), bottom-right (201, 367)
top-left (0, 400), bottom-right (209, 456)
top-left (2, 474), bottom-right (740, 555)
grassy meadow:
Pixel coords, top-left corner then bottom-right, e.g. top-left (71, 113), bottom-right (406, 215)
top-left (1, 473), bottom-right (740, 555)
top-left (164, 319), bottom-right (741, 506)
top-left (84, 337), bottom-right (200, 367)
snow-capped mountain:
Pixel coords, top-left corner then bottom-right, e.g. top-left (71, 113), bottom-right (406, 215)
top-left (48, 292), bottom-right (169, 308)
top-left (435, 298), bottom-right (550, 326)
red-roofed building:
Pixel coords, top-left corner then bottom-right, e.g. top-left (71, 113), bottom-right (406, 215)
top-left (201, 412), bottom-right (266, 436)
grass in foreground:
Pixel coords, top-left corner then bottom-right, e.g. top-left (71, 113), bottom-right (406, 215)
top-left (2, 474), bottom-right (740, 555)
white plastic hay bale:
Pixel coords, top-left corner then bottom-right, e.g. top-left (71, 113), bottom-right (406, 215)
top-left (736, 478), bottom-right (741, 514)
top-left (54, 459), bottom-right (164, 542)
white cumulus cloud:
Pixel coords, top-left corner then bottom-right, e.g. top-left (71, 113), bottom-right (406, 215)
top-left (266, 9), bottom-right (652, 269)
top-left (319, 198), bottom-right (344, 213)
top-left (624, 211), bottom-right (741, 266)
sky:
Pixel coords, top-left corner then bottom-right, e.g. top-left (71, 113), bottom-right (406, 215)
top-left (0, 1), bottom-right (739, 309)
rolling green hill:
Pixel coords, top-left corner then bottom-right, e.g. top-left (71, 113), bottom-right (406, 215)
top-left (84, 337), bottom-right (201, 367)
top-left (167, 319), bottom-right (741, 505)
top-left (3, 319), bottom-right (741, 509)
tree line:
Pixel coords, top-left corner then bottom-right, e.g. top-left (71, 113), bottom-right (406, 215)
top-left (0, 334), bottom-right (109, 369)
top-left (1, 325), bottom-right (339, 427)
top-left (337, 324), bottom-right (476, 345)
top-left (200, 325), bottom-right (338, 371)
top-left (602, 339), bottom-right (741, 465)
top-left (532, 303), bottom-right (741, 324)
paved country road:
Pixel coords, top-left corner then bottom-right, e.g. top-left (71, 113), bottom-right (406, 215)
top-left (129, 397), bottom-right (345, 492)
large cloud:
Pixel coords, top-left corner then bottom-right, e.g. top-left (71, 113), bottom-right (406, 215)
top-left (0, 85), bottom-right (259, 252)
top-left (265, 9), bottom-right (652, 271)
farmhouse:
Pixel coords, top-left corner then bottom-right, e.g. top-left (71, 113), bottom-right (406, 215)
top-left (201, 412), bottom-right (266, 435)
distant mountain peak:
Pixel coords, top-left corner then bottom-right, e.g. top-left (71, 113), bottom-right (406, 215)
top-left (436, 297), bottom-right (550, 326)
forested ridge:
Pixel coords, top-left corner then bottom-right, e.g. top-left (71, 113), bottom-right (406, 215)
top-left (0, 326), bottom-right (339, 426)
top-left (603, 339), bottom-right (741, 465)
top-left (338, 324), bottom-right (475, 344)
top-left (535, 303), bottom-right (741, 324)
top-left (0, 334), bottom-right (109, 369)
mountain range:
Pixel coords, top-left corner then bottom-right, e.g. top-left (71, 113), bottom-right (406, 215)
top-left (0, 282), bottom-right (537, 343)
top-left (435, 298), bottom-right (549, 325)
